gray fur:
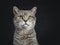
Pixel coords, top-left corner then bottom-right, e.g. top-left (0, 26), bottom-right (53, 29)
top-left (13, 6), bottom-right (39, 45)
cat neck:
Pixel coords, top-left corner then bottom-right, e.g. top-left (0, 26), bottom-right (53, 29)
top-left (15, 28), bottom-right (35, 35)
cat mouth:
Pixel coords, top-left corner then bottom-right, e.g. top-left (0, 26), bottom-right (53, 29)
top-left (23, 23), bottom-right (29, 27)
top-left (22, 23), bottom-right (29, 29)
top-left (24, 23), bottom-right (29, 26)
top-left (22, 24), bottom-right (29, 29)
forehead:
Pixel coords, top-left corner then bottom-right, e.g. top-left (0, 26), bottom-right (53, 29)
top-left (18, 10), bottom-right (33, 16)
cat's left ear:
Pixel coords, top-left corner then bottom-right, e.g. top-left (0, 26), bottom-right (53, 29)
top-left (31, 7), bottom-right (37, 14)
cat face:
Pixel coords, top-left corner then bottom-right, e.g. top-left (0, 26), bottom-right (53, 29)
top-left (13, 6), bottom-right (37, 30)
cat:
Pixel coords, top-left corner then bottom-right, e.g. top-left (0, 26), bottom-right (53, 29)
top-left (13, 6), bottom-right (39, 45)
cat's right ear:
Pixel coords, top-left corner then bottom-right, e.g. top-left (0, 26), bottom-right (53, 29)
top-left (13, 6), bottom-right (20, 15)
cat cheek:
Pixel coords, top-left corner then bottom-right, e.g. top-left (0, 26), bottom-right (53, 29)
top-left (32, 21), bottom-right (36, 25)
top-left (18, 22), bottom-right (25, 28)
top-left (19, 21), bottom-right (25, 25)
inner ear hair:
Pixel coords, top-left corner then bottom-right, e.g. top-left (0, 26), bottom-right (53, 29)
top-left (13, 6), bottom-right (20, 15)
top-left (31, 7), bottom-right (37, 12)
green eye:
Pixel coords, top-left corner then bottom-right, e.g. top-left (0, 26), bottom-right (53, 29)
top-left (18, 16), bottom-right (22, 19)
top-left (28, 16), bottom-right (33, 19)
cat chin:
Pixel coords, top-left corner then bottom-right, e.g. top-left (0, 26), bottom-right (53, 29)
top-left (22, 28), bottom-right (33, 31)
top-left (22, 26), bottom-right (34, 30)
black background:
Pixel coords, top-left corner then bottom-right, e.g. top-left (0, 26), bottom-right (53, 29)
top-left (0, 0), bottom-right (60, 45)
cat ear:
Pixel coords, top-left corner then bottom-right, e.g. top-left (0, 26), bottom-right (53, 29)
top-left (31, 7), bottom-right (37, 14)
top-left (13, 6), bottom-right (20, 15)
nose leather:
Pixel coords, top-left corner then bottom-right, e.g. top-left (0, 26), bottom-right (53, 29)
top-left (24, 20), bottom-right (27, 22)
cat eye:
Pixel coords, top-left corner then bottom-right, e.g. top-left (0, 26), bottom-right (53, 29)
top-left (18, 16), bottom-right (23, 19)
top-left (28, 16), bottom-right (33, 19)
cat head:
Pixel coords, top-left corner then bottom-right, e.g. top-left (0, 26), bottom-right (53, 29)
top-left (13, 6), bottom-right (37, 30)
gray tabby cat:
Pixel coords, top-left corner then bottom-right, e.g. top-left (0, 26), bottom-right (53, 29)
top-left (13, 6), bottom-right (39, 45)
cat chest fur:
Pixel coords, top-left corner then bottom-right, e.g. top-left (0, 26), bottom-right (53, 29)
top-left (13, 29), bottom-right (38, 45)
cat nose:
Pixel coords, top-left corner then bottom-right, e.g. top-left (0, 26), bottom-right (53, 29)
top-left (24, 20), bottom-right (27, 22)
